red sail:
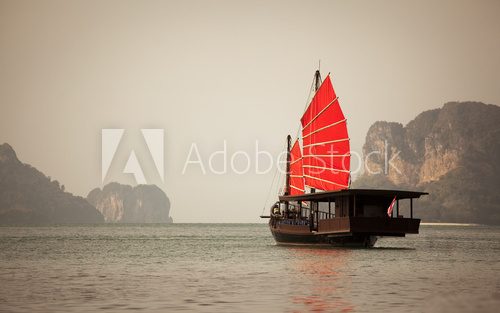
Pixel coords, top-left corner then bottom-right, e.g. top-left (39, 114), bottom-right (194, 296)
top-left (289, 139), bottom-right (305, 195)
top-left (300, 75), bottom-right (350, 191)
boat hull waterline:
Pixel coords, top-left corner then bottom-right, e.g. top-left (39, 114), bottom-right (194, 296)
top-left (270, 226), bottom-right (378, 248)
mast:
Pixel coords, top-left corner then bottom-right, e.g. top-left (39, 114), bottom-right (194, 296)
top-left (284, 135), bottom-right (292, 196)
top-left (314, 70), bottom-right (322, 92)
top-left (310, 70), bottom-right (322, 194)
top-left (285, 134), bottom-right (292, 212)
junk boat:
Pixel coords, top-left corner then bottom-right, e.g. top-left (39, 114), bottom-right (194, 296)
top-left (261, 70), bottom-right (428, 247)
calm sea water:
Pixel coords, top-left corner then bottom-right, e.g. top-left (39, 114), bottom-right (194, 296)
top-left (0, 224), bottom-right (498, 313)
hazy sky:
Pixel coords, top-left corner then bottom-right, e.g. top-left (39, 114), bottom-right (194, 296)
top-left (1, 0), bottom-right (499, 222)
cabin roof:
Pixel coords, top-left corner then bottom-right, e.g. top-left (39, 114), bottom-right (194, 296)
top-left (279, 188), bottom-right (428, 202)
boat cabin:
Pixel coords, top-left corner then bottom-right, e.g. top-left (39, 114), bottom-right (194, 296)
top-left (276, 189), bottom-right (428, 237)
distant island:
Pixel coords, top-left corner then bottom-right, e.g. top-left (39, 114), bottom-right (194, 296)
top-left (0, 143), bottom-right (172, 225)
top-left (354, 101), bottom-right (500, 225)
top-left (0, 143), bottom-right (103, 224)
top-left (87, 182), bottom-right (173, 223)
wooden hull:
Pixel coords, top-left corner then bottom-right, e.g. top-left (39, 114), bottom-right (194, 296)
top-left (269, 216), bottom-right (421, 248)
top-left (269, 222), bottom-right (378, 248)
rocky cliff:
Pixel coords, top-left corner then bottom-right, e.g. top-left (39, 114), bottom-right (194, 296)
top-left (87, 182), bottom-right (173, 223)
top-left (0, 143), bottom-right (104, 224)
top-left (354, 102), bottom-right (500, 225)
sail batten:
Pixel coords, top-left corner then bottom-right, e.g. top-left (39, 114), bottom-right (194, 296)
top-left (290, 158), bottom-right (303, 165)
top-left (300, 75), bottom-right (350, 191)
top-left (303, 138), bottom-right (350, 148)
top-left (303, 154), bottom-right (351, 158)
top-left (302, 119), bottom-right (346, 138)
top-left (290, 185), bottom-right (305, 192)
top-left (302, 97), bottom-right (339, 130)
top-left (304, 175), bottom-right (349, 189)
top-left (302, 165), bottom-right (350, 173)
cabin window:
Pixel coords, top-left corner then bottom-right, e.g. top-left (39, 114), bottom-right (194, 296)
top-left (329, 201), bottom-right (335, 218)
top-left (355, 196), bottom-right (393, 217)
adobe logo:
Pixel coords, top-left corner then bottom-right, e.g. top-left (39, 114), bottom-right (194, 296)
top-left (101, 129), bottom-right (164, 184)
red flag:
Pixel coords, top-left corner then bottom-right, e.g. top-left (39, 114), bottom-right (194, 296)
top-left (387, 196), bottom-right (396, 217)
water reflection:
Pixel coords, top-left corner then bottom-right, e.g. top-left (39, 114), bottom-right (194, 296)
top-left (285, 247), bottom-right (355, 312)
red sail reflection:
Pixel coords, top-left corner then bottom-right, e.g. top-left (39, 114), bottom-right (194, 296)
top-left (286, 248), bottom-right (355, 313)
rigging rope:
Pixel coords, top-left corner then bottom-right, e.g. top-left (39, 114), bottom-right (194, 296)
top-left (295, 73), bottom-right (318, 142)
top-left (261, 139), bottom-right (287, 215)
top-left (261, 71), bottom-right (320, 215)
